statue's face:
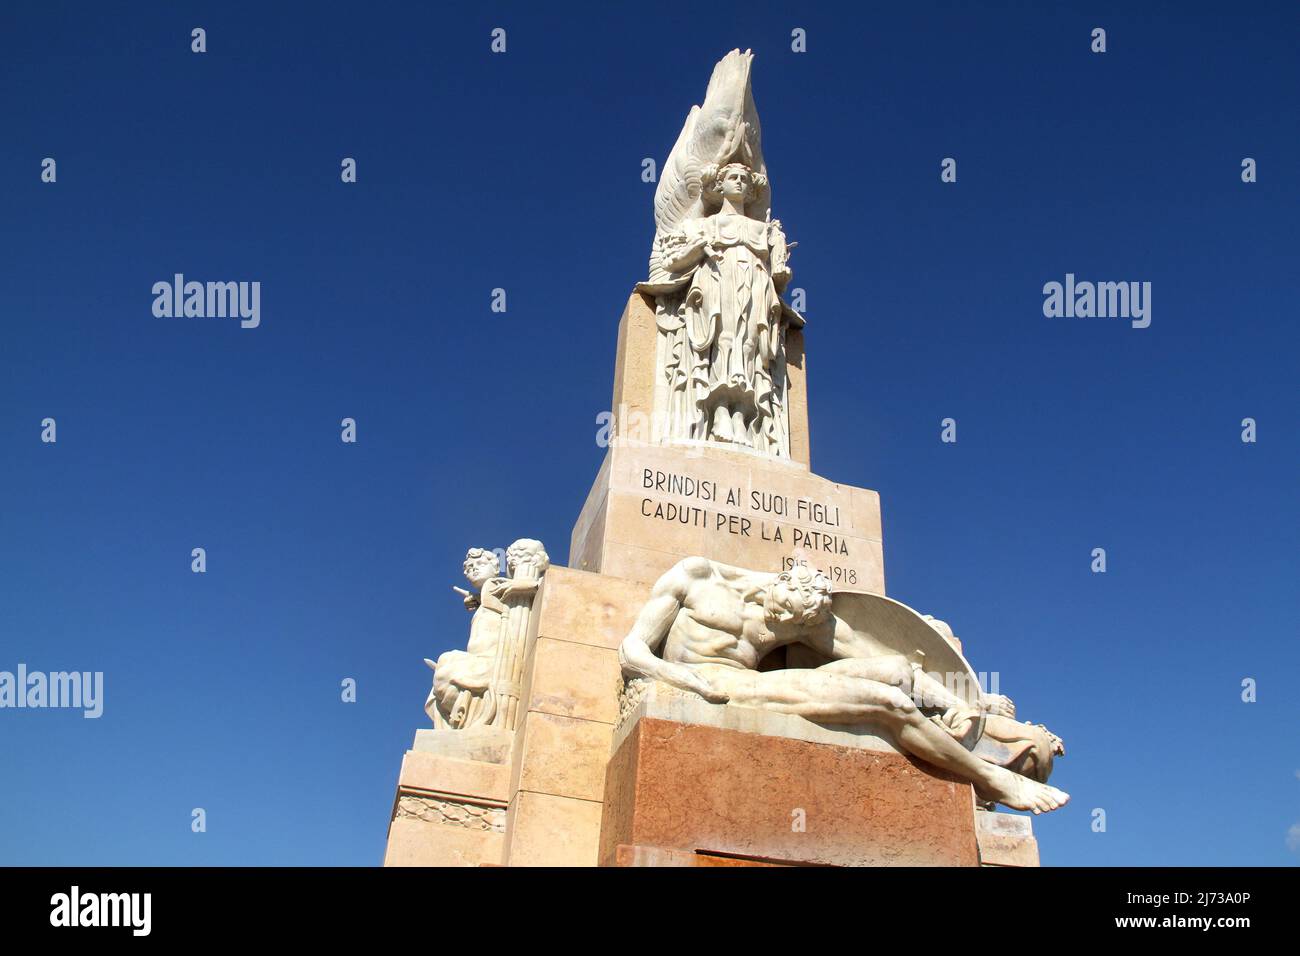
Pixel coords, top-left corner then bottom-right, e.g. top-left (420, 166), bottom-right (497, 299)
top-left (718, 166), bottom-right (751, 200)
top-left (764, 571), bottom-right (831, 627)
top-left (463, 553), bottom-right (499, 587)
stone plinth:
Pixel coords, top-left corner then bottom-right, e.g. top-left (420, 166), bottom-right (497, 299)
top-left (976, 810), bottom-right (1040, 867)
top-left (382, 749), bottom-right (509, 867)
top-left (600, 713), bottom-right (980, 867)
top-left (571, 441), bottom-right (884, 591)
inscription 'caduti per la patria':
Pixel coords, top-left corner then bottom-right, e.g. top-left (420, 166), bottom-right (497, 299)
top-left (639, 468), bottom-right (848, 555)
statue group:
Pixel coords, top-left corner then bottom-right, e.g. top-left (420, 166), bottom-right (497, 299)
top-left (638, 49), bottom-right (803, 457)
top-left (420, 49), bottom-right (1069, 820)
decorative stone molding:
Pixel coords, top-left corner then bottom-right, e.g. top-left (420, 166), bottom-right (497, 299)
top-left (395, 795), bottom-right (506, 834)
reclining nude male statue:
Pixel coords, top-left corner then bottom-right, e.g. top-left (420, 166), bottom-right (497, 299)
top-left (618, 557), bottom-right (1070, 814)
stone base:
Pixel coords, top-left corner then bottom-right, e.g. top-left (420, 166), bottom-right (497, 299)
top-left (382, 750), bottom-right (509, 867)
top-left (412, 726), bottom-right (512, 764)
top-left (600, 715), bottom-right (980, 867)
top-left (976, 809), bottom-right (1040, 867)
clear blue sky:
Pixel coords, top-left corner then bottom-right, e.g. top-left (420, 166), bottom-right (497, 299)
top-left (2, 1), bottom-right (1296, 866)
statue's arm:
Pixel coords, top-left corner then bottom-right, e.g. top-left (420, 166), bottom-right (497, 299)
top-left (618, 559), bottom-right (729, 704)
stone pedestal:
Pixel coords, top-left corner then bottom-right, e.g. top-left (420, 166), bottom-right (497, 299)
top-left (976, 809), bottom-right (1041, 867)
top-left (599, 684), bottom-right (981, 867)
top-left (382, 749), bottom-right (509, 867)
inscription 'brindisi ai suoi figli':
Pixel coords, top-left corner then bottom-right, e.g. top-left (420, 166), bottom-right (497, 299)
top-left (639, 468), bottom-right (848, 555)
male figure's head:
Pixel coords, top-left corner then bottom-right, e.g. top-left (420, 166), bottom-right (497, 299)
top-left (463, 548), bottom-right (500, 589)
top-left (763, 565), bottom-right (832, 627)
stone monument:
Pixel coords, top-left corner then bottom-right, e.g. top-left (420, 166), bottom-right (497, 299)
top-left (383, 49), bottom-right (1067, 868)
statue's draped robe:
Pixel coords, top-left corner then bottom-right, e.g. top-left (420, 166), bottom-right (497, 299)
top-left (642, 213), bottom-right (796, 457)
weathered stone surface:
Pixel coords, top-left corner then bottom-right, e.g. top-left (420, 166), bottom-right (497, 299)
top-left (600, 716), bottom-right (980, 867)
top-left (510, 710), bottom-right (613, 804)
top-left (383, 818), bottom-right (503, 867)
top-left (976, 810), bottom-right (1041, 867)
top-left (523, 636), bottom-right (621, 725)
top-left (412, 726), bottom-right (512, 764)
top-left (503, 790), bottom-right (604, 867)
top-left (395, 750), bottom-right (510, 804)
top-left (530, 565), bottom-right (648, 651)
top-left (382, 750), bottom-right (510, 867)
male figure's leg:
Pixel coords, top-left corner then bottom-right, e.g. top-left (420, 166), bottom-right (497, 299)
top-left (696, 664), bottom-right (1069, 814)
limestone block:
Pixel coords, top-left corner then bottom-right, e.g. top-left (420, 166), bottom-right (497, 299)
top-left (395, 750), bottom-right (510, 803)
top-left (976, 810), bottom-right (1041, 867)
top-left (531, 566), bottom-right (649, 651)
top-left (412, 726), bottom-right (512, 764)
top-left (510, 710), bottom-right (613, 804)
top-left (523, 636), bottom-right (622, 725)
top-left (503, 791), bottom-right (604, 867)
top-left (383, 817), bottom-right (504, 867)
top-left (570, 441), bottom-right (884, 590)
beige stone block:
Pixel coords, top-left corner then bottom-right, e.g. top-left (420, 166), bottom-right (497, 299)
top-left (570, 441), bottom-right (885, 590)
top-left (976, 810), bottom-right (1041, 867)
top-left (383, 817), bottom-right (503, 867)
top-left (532, 566), bottom-right (649, 651)
top-left (503, 790), bottom-right (604, 867)
top-left (609, 292), bottom-right (658, 435)
top-left (397, 750), bottom-right (510, 803)
top-left (511, 710), bottom-right (613, 803)
top-left (524, 636), bottom-right (622, 724)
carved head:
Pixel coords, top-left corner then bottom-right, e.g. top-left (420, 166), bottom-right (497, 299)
top-left (764, 565), bottom-right (832, 627)
top-left (702, 162), bottom-right (768, 207)
top-left (462, 548), bottom-right (500, 588)
top-left (506, 538), bottom-right (550, 579)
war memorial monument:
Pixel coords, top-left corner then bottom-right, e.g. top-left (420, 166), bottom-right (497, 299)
top-left (383, 49), bottom-right (1068, 867)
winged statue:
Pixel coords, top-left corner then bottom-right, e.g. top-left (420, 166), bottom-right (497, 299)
top-left (636, 49), bottom-right (804, 458)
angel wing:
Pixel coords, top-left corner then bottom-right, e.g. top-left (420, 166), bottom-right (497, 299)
top-left (651, 48), bottom-right (768, 244)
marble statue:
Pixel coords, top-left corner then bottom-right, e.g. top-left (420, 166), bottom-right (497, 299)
top-left (424, 539), bottom-right (550, 731)
top-left (638, 49), bottom-right (803, 457)
top-left (618, 557), bottom-right (1070, 814)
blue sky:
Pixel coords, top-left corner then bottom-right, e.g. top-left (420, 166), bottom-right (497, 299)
top-left (2, 1), bottom-right (1296, 865)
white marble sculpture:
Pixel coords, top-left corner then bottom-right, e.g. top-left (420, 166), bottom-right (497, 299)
top-left (617, 557), bottom-right (1070, 814)
top-left (424, 539), bottom-right (550, 731)
top-left (637, 49), bottom-right (802, 457)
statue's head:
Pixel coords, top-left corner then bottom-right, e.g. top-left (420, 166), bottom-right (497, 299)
top-left (703, 162), bottom-right (767, 206)
top-left (764, 565), bottom-right (832, 627)
top-left (506, 538), bottom-right (551, 578)
top-left (463, 548), bottom-right (500, 588)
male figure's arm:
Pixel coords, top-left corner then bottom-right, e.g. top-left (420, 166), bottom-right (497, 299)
top-left (618, 558), bottom-right (729, 704)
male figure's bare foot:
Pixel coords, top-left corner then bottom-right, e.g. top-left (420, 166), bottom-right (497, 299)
top-left (979, 765), bottom-right (1070, 814)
